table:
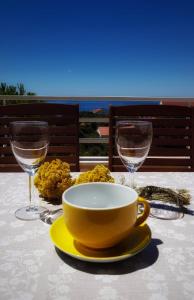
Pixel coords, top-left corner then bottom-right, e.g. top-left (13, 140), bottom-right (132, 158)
top-left (0, 172), bottom-right (194, 300)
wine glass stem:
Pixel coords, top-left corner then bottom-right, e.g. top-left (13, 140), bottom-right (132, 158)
top-left (129, 172), bottom-right (135, 189)
top-left (28, 175), bottom-right (33, 210)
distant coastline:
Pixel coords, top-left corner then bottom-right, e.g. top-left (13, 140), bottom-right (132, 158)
top-left (47, 100), bottom-right (160, 112)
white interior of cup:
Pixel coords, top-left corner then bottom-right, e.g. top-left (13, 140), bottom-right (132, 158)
top-left (63, 183), bottom-right (138, 210)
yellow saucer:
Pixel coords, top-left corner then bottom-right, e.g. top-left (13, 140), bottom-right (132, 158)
top-left (50, 216), bottom-right (151, 263)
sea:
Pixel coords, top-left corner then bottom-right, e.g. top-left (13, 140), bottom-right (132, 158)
top-left (47, 100), bottom-right (160, 112)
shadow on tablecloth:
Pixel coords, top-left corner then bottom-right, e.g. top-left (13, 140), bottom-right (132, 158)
top-left (55, 238), bottom-right (162, 275)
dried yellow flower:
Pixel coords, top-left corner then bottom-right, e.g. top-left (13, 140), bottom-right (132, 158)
top-left (34, 159), bottom-right (74, 200)
top-left (74, 164), bottom-right (114, 185)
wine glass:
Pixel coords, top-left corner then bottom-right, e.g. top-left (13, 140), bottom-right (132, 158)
top-left (10, 121), bottom-right (49, 221)
top-left (116, 120), bottom-right (152, 188)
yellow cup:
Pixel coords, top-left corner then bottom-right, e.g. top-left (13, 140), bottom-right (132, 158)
top-left (62, 182), bottom-right (150, 249)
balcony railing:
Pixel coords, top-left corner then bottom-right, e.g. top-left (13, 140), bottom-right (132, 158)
top-left (1, 95), bottom-right (194, 170)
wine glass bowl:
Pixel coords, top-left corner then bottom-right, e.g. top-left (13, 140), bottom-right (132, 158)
top-left (116, 120), bottom-right (153, 188)
top-left (10, 121), bottom-right (49, 220)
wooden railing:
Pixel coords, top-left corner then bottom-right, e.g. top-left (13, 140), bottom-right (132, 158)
top-left (1, 96), bottom-right (194, 170)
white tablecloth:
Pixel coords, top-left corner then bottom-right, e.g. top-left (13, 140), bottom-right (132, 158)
top-left (0, 172), bottom-right (194, 300)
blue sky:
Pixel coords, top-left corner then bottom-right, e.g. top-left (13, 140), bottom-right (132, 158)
top-left (0, 0), bottom-right (194, 96)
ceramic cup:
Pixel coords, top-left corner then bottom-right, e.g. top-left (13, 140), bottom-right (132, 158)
top-left (62, 182), bottom-right (150, 249)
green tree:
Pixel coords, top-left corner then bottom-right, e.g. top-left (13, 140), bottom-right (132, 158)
top-left (0, 82), bottom-right (37, 105)
top-left (17, 83), bottom-right (26, 95)
top-left (0, 82), bottom-right (36, 96)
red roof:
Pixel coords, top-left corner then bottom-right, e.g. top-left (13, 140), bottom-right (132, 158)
top-left (92, 108), bottom-right (104, 113)
top-left (97, 126), bottom-right (109, 137)
top-left (161, 100), bottom-right (194, 106)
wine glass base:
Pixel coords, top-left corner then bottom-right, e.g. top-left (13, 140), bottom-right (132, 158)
top-left (15, 206), bottom-right (47, 221)
top-left (40, 208), bottom-right (63, 225)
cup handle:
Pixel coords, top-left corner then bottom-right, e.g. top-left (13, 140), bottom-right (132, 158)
top-left (135, 197), bottom-right (150, 226)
